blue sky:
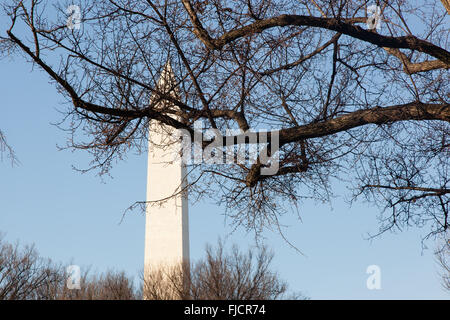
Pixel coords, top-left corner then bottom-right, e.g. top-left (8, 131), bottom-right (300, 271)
top-left (0, 13), bottom-right (448, 300)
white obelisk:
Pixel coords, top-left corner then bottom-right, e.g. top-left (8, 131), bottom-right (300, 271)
top-left (144, 62), bottom-right (189, 282)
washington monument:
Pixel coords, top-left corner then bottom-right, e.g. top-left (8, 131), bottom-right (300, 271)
top-left (143, 62), bottom-right (189, 279)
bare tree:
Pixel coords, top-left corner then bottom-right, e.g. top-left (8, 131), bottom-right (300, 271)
top-left (0, 130), bottom-right (18, 165)
top-left (55, 269), bottom-right (139, 300)
top-left (0, 235), bottom-right (63, 300)
top-left (1, 234), bottom-right (297, 300)
top-left (0, 234), bottom-right (139, 300)
top-left (1, 1), bottom-right (449, 238)
top-left (143, 241), bottom-right (304, 300)
top-left (435, 234), bottom-right (450, 292)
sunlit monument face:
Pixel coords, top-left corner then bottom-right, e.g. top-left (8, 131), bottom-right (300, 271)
top-left (143, 62), bottom-right (189, 299)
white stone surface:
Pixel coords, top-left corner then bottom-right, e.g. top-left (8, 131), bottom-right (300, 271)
top-left (144, 63), bottom-right (189, 275)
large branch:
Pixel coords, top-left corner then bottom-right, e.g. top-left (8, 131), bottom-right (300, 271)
top-left (362, 185), bottom-right (450, 195)
top-left (222, 16), bottom-right (450, 64)
top-left (441, 0), bottom-right (450, 14)
top-left (242, 102), bottom-right (449, 186)
top-left (277, 102), bottom-right (449, 145)
top-left (181, 1), bottom-right (450, 65)
top-left (209, 102), bottom-right (449, 148)
top-left (186, 101), bottom-right (450, 159)
top-left (384, 47), bottom-right (449, 74)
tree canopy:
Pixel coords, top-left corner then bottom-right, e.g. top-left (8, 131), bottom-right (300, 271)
top-left (1, 0), bottom-right (449, 238)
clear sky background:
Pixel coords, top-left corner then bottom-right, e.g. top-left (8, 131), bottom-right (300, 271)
top-left (0, 11), bottom-right (448, 300)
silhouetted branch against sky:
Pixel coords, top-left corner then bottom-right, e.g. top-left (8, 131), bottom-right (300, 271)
top-left (1, 0), bottom-right (449, 237)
